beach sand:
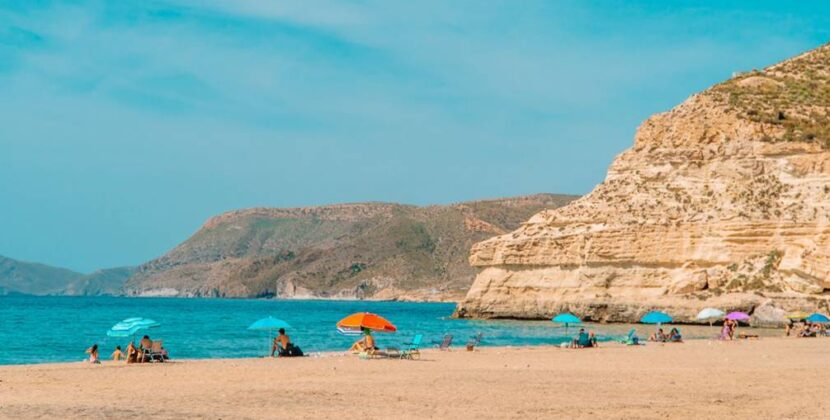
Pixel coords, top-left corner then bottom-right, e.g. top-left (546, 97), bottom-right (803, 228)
top-left (1, 337), bottom-right (828, 419)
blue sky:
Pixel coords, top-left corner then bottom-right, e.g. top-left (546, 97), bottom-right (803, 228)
top-left (1, 1), bottom-right (829, 272)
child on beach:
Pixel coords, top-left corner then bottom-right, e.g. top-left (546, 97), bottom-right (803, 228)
top-left (111, 345), bottom-right (124, 361)
top-left (85, 344), bottom-right (100, 364)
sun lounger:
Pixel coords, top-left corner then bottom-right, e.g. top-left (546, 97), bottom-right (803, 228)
top-left (619, 328), bottom-right (640, 345)
top-left (400, 334), bottom-right (423, 360)
top-left (435, 334), bottom-right (453, 351)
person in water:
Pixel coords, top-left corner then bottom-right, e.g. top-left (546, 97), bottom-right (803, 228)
top-left (85, 344), bottom-right (100, 364)
top-left (349, 328), bottom-right (376, 353)
top-left (271, 328), bottom-right (292, 357)
top-left (111, 345), bottom-right (124, 361)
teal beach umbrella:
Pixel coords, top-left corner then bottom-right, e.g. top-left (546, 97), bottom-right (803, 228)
top-left (247, 316), bottom-right (292, 331)
top-left (552, 313), bottom-right (581, 333)
top-left (640, 311), bottom-right (672, 324)
top-left (248, 316), bottom-right (291, 356)
top-left (107, 318), bottom-right (160, 340)
top-left (806, 313), bottom-right (830, 323)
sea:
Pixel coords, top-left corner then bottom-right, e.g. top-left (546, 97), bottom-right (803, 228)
top-left (0, 296), bottom-right (779, 365)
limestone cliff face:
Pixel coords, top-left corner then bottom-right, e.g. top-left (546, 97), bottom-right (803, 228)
top-left (456, 43), bottom-right (830, 324)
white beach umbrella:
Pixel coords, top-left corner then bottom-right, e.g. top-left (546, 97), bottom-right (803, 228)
top-left (696, 308), bottom-right (725, 321)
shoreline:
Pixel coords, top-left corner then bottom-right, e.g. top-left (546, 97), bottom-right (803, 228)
top-left (2, 338), bottom-right (829, 419)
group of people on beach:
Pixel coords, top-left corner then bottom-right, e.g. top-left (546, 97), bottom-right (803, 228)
top-left (786, 320), bottom-right (827, 337)
top-left (648, 327), bottom-right (683, 343)
top-left (86, 335), bottom-right (168, 364)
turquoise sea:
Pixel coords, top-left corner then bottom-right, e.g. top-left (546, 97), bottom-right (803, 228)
top-left (0, 296), bottom-right (778, 365)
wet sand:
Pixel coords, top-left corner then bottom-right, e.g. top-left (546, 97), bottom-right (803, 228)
top-left (1, 337), bottom-right (828, 419)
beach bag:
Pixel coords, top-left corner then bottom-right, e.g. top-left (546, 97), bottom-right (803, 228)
top-left (288, 344), bottom-right (304, 357)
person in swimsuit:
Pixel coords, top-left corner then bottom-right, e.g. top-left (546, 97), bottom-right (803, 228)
top-left (138, 335), bottom-right (153, 363)
top-left (111, 345), bottom-right (124, 361)
top-left (126, 341), bottom-right (138, 363)
top-left (349, 328), bottom-right (376, 353)
top-left (271, 328), bottom-right (292, 357)
top-left (85, 344), bottom-right (100, 364)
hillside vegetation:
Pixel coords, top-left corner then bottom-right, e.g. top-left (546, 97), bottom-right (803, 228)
top-left (126, 194), bottom-right (577, 301)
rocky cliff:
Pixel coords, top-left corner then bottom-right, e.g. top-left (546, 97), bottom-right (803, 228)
top-left (125, 194), bottom-right (576, 301)
top-left (456, 43), bottom-right (830, 324)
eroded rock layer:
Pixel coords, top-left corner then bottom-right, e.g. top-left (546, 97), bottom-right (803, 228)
top-left (456, 43), bottom-right (830, 324)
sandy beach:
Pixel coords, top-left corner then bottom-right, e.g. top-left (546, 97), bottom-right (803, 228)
top-left (1, 338), bottom-right (828, 419)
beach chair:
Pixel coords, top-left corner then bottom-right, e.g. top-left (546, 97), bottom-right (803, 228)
top-left (400, 334), bottom-right (423, 360)
top-left (145, 340), bottom-right (164, 362)
top-left (435, 334), bottom-right (453, 351)
top-left (465, 333), bottom-right (483, 351)
top-left (619, 328), bottom-right (640, 345)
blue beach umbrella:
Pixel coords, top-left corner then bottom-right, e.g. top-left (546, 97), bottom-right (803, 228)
top-left (552, 313), bottom-right (581, 333)
top-left (106, 318), bottom-right (160, 340)
top-left (640, 311), bottom-right (673, 324)
top-left (806, 313), bottom-right (830, 323)
top-left (247, 316), bottom-right (292, 331)
top-left (248, 316), bottom-right (292, 356)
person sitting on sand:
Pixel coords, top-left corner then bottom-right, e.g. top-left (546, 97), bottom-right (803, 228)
top-left (800, 321), bottom-right (818, 337)
top-left (571, 328), bottom-right (594, 348)
top-left (588, 331), bottom-right (599, 348)
top-left (349, 328), bottom-right (377, 353)
top-left (126, 341), bottom-right (138, 364)
top-left (85, 344), bottom-right (100, 364)
top-left (668, 328), bottom-right (683, 342)
top-left (649, 328), bottom-right (667, 342)
top-left (111, 345), bottom-right (124, 361)
top-left (271, 328), bottom-right (292, 357)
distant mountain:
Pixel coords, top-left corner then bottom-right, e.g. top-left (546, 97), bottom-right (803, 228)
top-left (126, 194), bottom-right (578, 301)
top-left (0, 255), bottom-right (133, 296)
top-left (63, 267), bottom-right (136, 296)
top-left (0, 256), bottom-right (82, 295)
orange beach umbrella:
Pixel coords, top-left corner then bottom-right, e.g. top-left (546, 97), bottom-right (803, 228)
top-left (336, 312), bottom-right (397, 334)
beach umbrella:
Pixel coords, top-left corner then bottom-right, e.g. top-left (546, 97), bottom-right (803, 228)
top-left (787, 311), bottom-right (810, 320)
top-left (696, 308), bottom-right (725, 321)
top-left (247, 316), bottom-right (292, 331)
top-left (552, 313), bottom-right (581, 333)
top-left (336, 312), bottom-right (397, 334)
top-left (106, 318), bottom-right (160, 339)
top-left (640, 311), bottom-right (672, 324)
top-left (726, 312), bottom-right (751, 323)
top-left (248, 316), bottom-right (291, 356)
top-left (806, 313), bottom-right (830, 323)
top-left (696, 308), bottom-right (724, 332)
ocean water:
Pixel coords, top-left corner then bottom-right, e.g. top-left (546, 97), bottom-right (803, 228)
top-left (0, 296), bottom-right (779, 365)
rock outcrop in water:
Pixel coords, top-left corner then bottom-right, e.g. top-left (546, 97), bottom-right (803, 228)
top-left (456, 43), bottom-right (830, 324)
top-left (125, 194), bottom-right (576, 301)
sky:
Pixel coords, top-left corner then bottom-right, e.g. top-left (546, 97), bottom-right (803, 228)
top-left (1, 1), bottom-right (829, 272)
